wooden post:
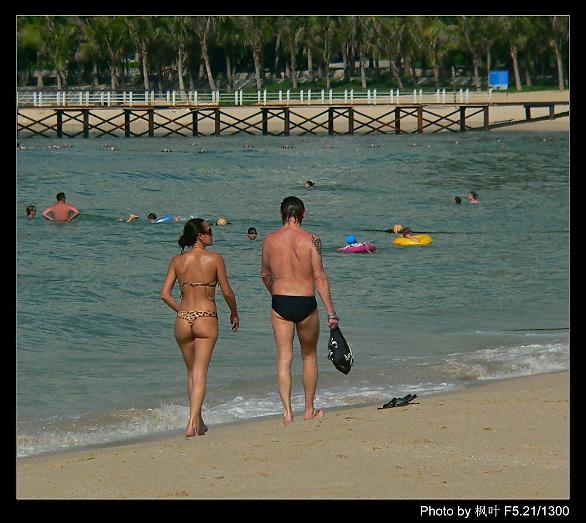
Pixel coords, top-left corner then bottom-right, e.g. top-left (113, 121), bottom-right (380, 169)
top-left (192, 111), bottom-right (199, 136)
top-left (328, 108), bottom-right (334, 135)
top-left (395, 107), bottom-right (401, 134)
top-left (483, 106), bottom-right (489, 130)
top-left (284, 108), bottom-right (290, 136)
top-left (148, 109), bottom-right (154, 137)
top-left (83, 109), bottom-right (89, 138)
top-left (124, 110), bottom-right (131, 137)
top-left (348, 108), bottom-right (354, 135)
top-left (525, 105), bottom-right (531, 120)
top-left (549, 104), bottom-right (555, 120)
top-left (459, 106), bottom-right (466, 132)
top-left (417, 106), bottom-right (423, 133)
top-left (215, 108), bottom-right (220, 135)
top-left (56, 110), bottom-right (63, 138)
top-left (262, 108), bottom-right (268, 135)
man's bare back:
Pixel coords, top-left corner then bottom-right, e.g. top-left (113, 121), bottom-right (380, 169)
top-left (262, 226), bottom-right (319, 296)
top-left (42, 194), bottom-right (80, 223)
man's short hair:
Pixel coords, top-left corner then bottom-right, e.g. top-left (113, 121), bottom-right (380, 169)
top-left (247, 227), bottom-right (257, 234)
top-left (56, 192), bottom-right (66, 201)
top-left (280, 196), bottom-right (305, 224)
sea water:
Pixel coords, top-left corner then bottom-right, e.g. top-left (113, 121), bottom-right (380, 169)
top-left (16, 132), bottom-right (569, 457)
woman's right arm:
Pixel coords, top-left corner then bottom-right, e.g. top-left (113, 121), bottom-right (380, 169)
top-left (160, 258), bottom-right (180, 312)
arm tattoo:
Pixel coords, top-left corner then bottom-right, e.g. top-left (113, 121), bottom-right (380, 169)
top-left (312, 236), bottom-right (322, 255)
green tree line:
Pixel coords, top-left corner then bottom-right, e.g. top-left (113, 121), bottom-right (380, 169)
top-left (17, 15), bottom-right (569, 92)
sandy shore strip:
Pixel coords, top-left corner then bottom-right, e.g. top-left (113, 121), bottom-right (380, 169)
top-left (16, 371), bottom-right (569, 499)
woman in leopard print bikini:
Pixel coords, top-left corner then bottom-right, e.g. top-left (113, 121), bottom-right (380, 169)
top-left (161, 218), bottom-right (239, 437)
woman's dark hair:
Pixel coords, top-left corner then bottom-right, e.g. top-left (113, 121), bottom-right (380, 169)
top-left (25, 204), bottom-right (36, 216)
top-left (178, 218), bottom-right (206, 252)
top-left (402, 227), bottom-right (413, 237)
top-left (280, 196), bottom-right (305, 224)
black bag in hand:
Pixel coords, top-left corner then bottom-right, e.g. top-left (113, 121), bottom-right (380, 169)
top-left (327, 326), bottom-right (354, 375)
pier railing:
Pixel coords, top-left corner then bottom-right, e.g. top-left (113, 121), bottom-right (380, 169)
top-left (16, 88), bottom-right (493, 108)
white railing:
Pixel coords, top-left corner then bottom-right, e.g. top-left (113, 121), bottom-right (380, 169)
top-left (16, 88), bottom-right (493, 108)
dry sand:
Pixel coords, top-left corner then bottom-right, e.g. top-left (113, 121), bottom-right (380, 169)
top-left (16, 371), bottom-right (569, 500)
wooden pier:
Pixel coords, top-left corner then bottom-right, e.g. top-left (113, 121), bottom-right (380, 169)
top-left (17, 101), bottom-right (569, 139)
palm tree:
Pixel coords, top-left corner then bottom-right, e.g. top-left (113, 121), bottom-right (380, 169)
top-left (44, 16), bottom-right (79, 90)
top-left (502, 16), bottom-right (528, 91)
top-left (125, 15), bottom-right (158, 90)
top-left (240, 16), bottom-right (266, 90)
top-left (546, 15), bottom-right (569, 90)
top-left (281, 16), bottom-right (305, 89)
top-left (457, 16), bottom-right (485, 91)
top-left (167, 16), bottom-right (194, 92)
top-left (418, 16), bottom-right (456, 90)
top-left (193, 16), bottom-right (220, 91)
top-left (18, 16), bottom-right (50, 88)
top-left (215, 16), bottom-right (244, 91)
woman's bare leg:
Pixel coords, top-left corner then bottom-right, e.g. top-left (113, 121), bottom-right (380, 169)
top-left (175, 317), bottom-right (218, 436)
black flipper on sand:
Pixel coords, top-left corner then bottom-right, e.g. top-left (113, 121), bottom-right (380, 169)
top-left (378, 394), bottom-right (418, 409)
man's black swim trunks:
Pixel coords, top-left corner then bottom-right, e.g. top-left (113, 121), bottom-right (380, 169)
top-left (271, 295), bottom-right (317, 323)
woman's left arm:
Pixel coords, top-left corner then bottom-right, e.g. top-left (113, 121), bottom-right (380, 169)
top-left (216, 255), bottom-right (239, 331)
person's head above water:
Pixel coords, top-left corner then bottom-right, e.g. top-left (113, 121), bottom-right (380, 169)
top-left (147, 213), bottom-right (157, 223)
top-left (402, 227), bottom-right (414, 237)
top-left (454, 196), bottom-right (462, 204)
top-left (178, 218), bottom-right (213, 252)
top-left (26, 204), bottom-right (37, 218)
top-left (247, 227), bottom-right (258, 240)
top-left (280, 196), bottom-right (305, 224)
top-left (56, 192), bottom-right (66, 202)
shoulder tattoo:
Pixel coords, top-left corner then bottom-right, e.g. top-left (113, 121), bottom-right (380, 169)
top-left (312, 236), bottom-right (322, 255)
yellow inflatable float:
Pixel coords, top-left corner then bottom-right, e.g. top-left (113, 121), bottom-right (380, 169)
top-left (393, 234), bottom-right (433, 246)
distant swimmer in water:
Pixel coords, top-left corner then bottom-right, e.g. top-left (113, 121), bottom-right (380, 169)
top-left (467, 191), bottom-right (480, 204)
top-left (25, 204), bottom-right (37, 218)
top-left (148, 213), bottom-right (158, 223)
top-left (454, 196), bottom-right (462, 204)
top-left (402, 227), bottom-right (420, 242)
top-left (117, 214), bottom-right (140, 222)
top-left (247, 227), bottom-right (258, 240)
top-left (304, 180), bottom-right (315, 189)
top-left (42, 192), bottom-right (80, 223)
top-left (216, 217), bottom-right (229, 226)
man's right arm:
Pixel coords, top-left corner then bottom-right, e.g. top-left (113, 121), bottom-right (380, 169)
top-left (42, 206), bottom-right (54, 221)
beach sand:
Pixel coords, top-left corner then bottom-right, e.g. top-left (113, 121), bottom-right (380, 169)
top-left (17, 90), bottom-right (569, 137)
top-left (16, 371), bottom-right (569, 499)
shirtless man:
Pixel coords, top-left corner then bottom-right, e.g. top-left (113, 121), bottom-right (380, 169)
top-left (261, 196), bottom-right (339, 425)
top-left (42, 192), bottom-right (80, 222)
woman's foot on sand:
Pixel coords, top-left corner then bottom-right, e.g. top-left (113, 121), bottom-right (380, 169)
top-left (185, 422), bottom-right (206, 438)
top-left (283, 413), bottom-right (294, 425)
top-left (304, 409), bottom-right (324, 421)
